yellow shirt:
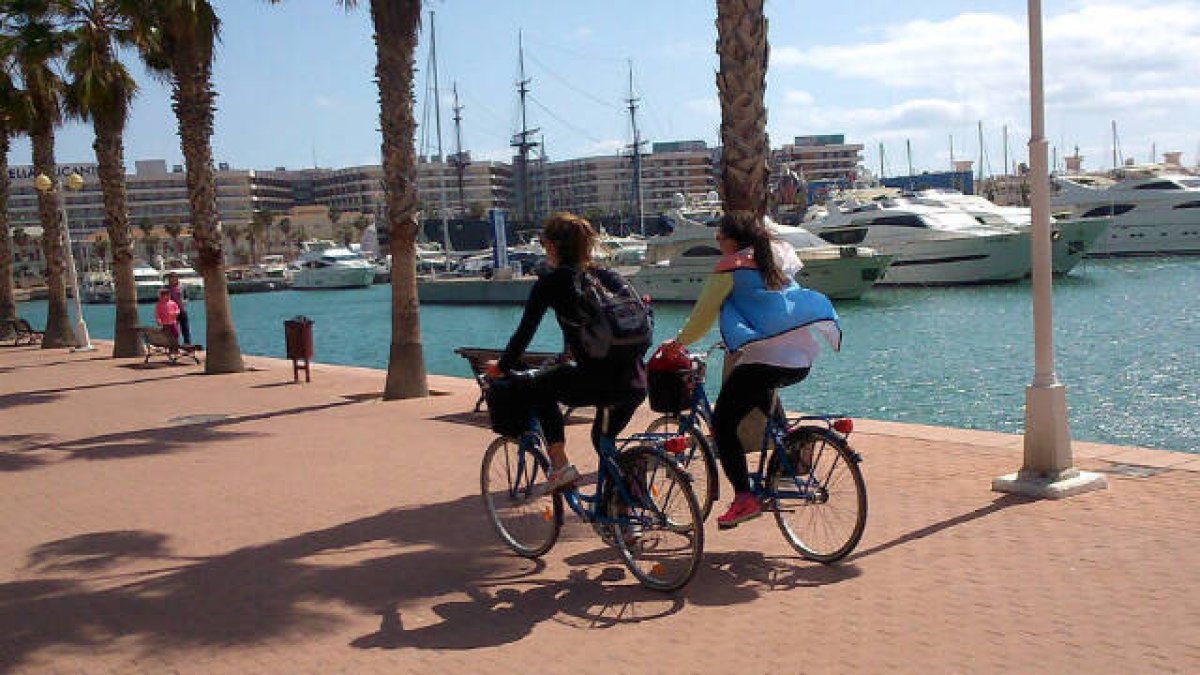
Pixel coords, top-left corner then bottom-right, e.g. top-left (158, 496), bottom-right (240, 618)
top-left (675, 273), bottom-right (732, 346)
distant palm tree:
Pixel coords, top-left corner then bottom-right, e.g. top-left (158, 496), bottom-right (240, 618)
top-left (352, 213), bottom-right (369, 243)
top-left (92, 235), bottom-right (109, 262)
top-left (223, 221), bottom-right (242, 262)
top-left (5, 0), bottom-right (74, 347)
top-left (249, 208), bottom-right (270, 264)
top-left (277, 216), bottom-right (292, 257)
top-left (0, 33), bottom-right (32, 335)
top-left (125, 0), bottom-right (243, 373)
top-left (715, 0), bottom-right (769, 224)
top-left (163, 217), bottom-right (183, 255)
top-left (58, 0), bottom-right (143, 356)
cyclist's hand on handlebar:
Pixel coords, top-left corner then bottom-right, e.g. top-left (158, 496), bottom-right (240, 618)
top-left (483, 360), bottom-right (503, 379)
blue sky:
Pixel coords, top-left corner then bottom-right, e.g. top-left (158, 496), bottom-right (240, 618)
top-left (11, 0), bottom-right (1200, 177)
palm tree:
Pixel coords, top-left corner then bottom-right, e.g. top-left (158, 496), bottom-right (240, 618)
top-left (58, 0), bottom-right (142, 357)
top-left (277, 216), bottom-right (291, 257)
top-left (163, 217), bottom-right (182, 255)
top-left (223, 221), bottom-right (242, 263)
top-left (125, 0), bottom-right (243, 373)
top-left (0, 39), bottom-right (32, 337)
top-left (4, 0), bottom-right (74, 347)
top-left (248, 208), bottom-right (270, 264)
top-left (270, 0), bottom-right (426, 398)
top-left (715, 0), bottom-right (769, 225)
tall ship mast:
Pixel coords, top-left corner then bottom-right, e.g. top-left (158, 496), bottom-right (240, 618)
top-left (510, 31), bottom-right (540, 226)
top-left (626, 62), bottom-right (646, 235)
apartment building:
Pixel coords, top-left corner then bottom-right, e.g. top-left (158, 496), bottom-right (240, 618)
top-left (771, 134), bottom-right (863, 182)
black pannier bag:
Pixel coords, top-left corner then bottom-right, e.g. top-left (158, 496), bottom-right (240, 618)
top-left (486, 375), bottom-right (533, 438)
top-left (648, 370), bottom-right (693, 413)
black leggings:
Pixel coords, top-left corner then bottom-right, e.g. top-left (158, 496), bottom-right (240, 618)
top-left (712, 363), bottom-right (809, 494)
top-left (178, 311), bottom-right (191, 344)
top-left (518, 363), bottom-right (645, 451)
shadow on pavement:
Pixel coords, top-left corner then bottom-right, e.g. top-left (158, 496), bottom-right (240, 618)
top-left (849, 493), bottom-right (1034, 562)
top-left (0, 372), bottom-right (199, 412)
top-left (0, 487), bottom-right (695, 670)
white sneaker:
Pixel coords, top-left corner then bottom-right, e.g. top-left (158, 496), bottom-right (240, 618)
top-left (542, 463), bottom-right (579, 493)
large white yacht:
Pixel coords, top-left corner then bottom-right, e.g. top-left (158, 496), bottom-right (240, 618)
top-left (291, 241), bottom-right (375, 290)
top-left (1050, 170), bottom-right (1200, 256)
top-left (132, 263), bottom-right (163, 302)
top-left (629, 194), bottom-right (893, 301)
top-left (806, 197), bottom-right (1031, 286)
top-left (905, 189), bottom-right (1111, 275)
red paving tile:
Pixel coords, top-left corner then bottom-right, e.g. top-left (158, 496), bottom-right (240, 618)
top-left (1, 343), bottom-right (1197, 674)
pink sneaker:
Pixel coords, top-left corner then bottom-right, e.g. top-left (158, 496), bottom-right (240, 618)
top-left (717, 493), bottom-right (762, 529)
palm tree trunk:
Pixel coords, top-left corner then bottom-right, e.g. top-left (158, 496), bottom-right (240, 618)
top-left (372, 0), bottom-right (428, 400)
top-left (93, 113), bottom-right (142, 357)
top-left (715, 0), bottom-right (770, 221)
top-left (172, 58), bottom-right (243, 373)
top-left (30, 121), bottom-right (72, 348)
top-left (0, 128), bottom-right (16, 337)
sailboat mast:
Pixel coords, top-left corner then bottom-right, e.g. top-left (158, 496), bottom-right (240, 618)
top-left (878, 142), bottom-right (885, 179)
top-left (977, 120), bottom-right (984, 191)
top-left (510, 32), bottom-right (540, 226)
top-left (1003, 124), bottom-right (1009, 176)
top-left (626, 61), bottom-right (646, 236)
top-left (451, 83), bottom-right (469, 214)
top-left (430, 11), bottom-right (451, 254)
top-left (906, 139), bottom-right (913, 178)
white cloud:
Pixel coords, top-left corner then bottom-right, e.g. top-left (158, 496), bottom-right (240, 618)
top-left (587, 139), bottom-right (627, 155)
top-left (684, 97), bottom-right (720, 116)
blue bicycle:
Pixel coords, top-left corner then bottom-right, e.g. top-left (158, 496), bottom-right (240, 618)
top-left (481, 400), bottom-right (705, 592)
top-left (647, 344), bottom-right (867, 562)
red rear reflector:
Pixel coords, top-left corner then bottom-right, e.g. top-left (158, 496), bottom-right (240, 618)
top-left (833, 418), bottom-right (854, 435)
top-left (663, 436), bottom-right (689, 455)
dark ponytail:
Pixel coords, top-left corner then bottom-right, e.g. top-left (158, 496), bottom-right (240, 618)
top-left (719, 214), bottom-right (788, 289)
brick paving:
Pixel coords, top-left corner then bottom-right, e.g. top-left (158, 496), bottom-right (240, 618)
top-left (1, 343), bottom-right (1197, 674)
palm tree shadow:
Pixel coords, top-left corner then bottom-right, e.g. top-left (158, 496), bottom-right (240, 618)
top-left (0, 487), bottom-right (682, 671)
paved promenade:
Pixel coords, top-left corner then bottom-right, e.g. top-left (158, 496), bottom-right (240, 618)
top-left (1, 343), bottom-right (1197, 674)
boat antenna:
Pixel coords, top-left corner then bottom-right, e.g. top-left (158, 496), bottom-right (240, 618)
top-left (977, 120), bottom-right (985, 192)
top-left (1111, 120), bottom-right (1121, 170)
top-left (430, 10), bottom-right (452, 254)
top-left (1003, 124), bottom-right (1009, 176)
top-left (626, 60), bottom-right (647, 236)
top-left (878, 142), bottom-right (885, 180)
top-left (451, 82), bottom-right (469, 214)
top-left (948, 134), bottom-right (955, 170)
top-left (905, 139), bottom-right (913, 180)
top-left (510, 31), bottom-right (540, 226)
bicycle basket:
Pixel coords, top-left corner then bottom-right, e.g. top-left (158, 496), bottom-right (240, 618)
top-left (648, 369), bottom-right (694, 413)
top-left (485, 376), bottom-right (533, 438)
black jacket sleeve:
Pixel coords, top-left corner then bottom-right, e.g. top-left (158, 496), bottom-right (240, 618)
top-left (498, 274), bottom-right (554, 372)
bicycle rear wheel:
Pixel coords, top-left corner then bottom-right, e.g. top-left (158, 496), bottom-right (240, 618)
top-left (606, 446), bottom-right (704, 592)
top-left (645, 414), bottom-right (717, 520)
top-left (767, 428), bottom-right (866, 563)
top-left (481, 435), bottom-right (563, 558)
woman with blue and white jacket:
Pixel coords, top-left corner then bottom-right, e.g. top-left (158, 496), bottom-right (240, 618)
top-left (666, 215), bottom-right (842, 528)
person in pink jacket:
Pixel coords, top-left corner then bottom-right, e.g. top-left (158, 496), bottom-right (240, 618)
top-left (154, 288), bottom-right (181, 340)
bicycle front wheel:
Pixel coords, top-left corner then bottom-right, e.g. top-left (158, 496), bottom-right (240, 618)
top-left (481, 435), bottom-right (562, 558)
top-left (607, 446), bottom-right (704, 592)
top-left (767, 428), bottom-right (867, 563)
top-left (645, 414), bottom-right (717, 520)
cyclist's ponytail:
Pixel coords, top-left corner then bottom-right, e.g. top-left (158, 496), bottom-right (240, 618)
top-left (719, 214), bottom-right (787, 290)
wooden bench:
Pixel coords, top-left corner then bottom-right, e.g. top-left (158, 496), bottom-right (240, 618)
top-left (454, 346), bottom-right (567, 412)
top-left (137, 326), bottom-right (203, 365)
top-left (1, 318), bottom-right (43, 346)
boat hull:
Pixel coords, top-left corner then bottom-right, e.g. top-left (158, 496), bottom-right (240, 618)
top-left (875, 233), bottom-right (1031, 286)
top-left (1050, 217), bottom-right (1111, 274)
top-left (417, 277), bottom-right (535, 304)
top-left (291, 266), bottom-right (375, 290)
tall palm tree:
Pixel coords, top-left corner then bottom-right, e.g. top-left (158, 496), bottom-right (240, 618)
top-left (125, 0), bottom-right (242, 372)
top-left (4, 0), bottom-right (74, 347)
top-left (277, 216), bottom-right (291, 257)
top-left (58, 0), bottom-right (142, 357)
top-left (271, 0), bottom-right (426, 398)
top-left (0, 42), bottom-right (32, 338)
top-left (163, 216), bottom-right (182, 255)
top-left (248, 208), bottom-right (270, 264)
top-left (223, 220), bottom-right (242, 262)
top-left (715, 0), bottom-right (769, 224)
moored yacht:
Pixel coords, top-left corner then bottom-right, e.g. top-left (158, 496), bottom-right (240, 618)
top-left (1050, 170), bottom-right (1200, 256)
top-left (807, 198), bottom-right (1031, 286)
top-left (132, 263), bottom-right (163, 302)
top-left (630, 194), bottom-right (892, 301)
top-left (291, 241), bottom-right (375, 290)
top-left (905, 189), bottom-right (1111, 275)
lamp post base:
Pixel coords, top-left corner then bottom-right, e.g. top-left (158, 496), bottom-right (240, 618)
top-left (992, 468), bottom-right (1107, 499)
top-left (70, 344), bottom-right (98, 353)
top-left (71, 321), bottom-right (95, 353)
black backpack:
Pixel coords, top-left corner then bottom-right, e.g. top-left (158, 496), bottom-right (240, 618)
top-left (569, 269), bottom-right (653, 360)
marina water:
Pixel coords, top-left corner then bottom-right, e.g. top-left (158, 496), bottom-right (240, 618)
top-left (20, 257), bottom-right (1199, 454)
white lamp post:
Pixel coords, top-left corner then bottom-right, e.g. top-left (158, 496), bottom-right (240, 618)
top-left (33, 172), bottom-right (95, 353)
top-left (992, 0), bottom-right (1104, 498)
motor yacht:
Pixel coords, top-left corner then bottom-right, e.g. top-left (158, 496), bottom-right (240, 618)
top-left (1050, 170), bottom-right (1200, 256)
top-left (807, 197), bottom-right (1031, 286)
top-left (291, 241), bottom-right (376, 290)
top-left (81, 271), bottom-right (114, 304)
top-left (905, 189), bottom-right (1111, 275)
top-left (132, 263), bottom-right (163, 302)
top-left (629, 194), bottom-right (893, 301)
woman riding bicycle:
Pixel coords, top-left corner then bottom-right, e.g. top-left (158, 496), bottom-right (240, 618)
top-left (663, 213), bottom-right (841, 529)
top-left (485, 212), bottom-right (648, 492)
